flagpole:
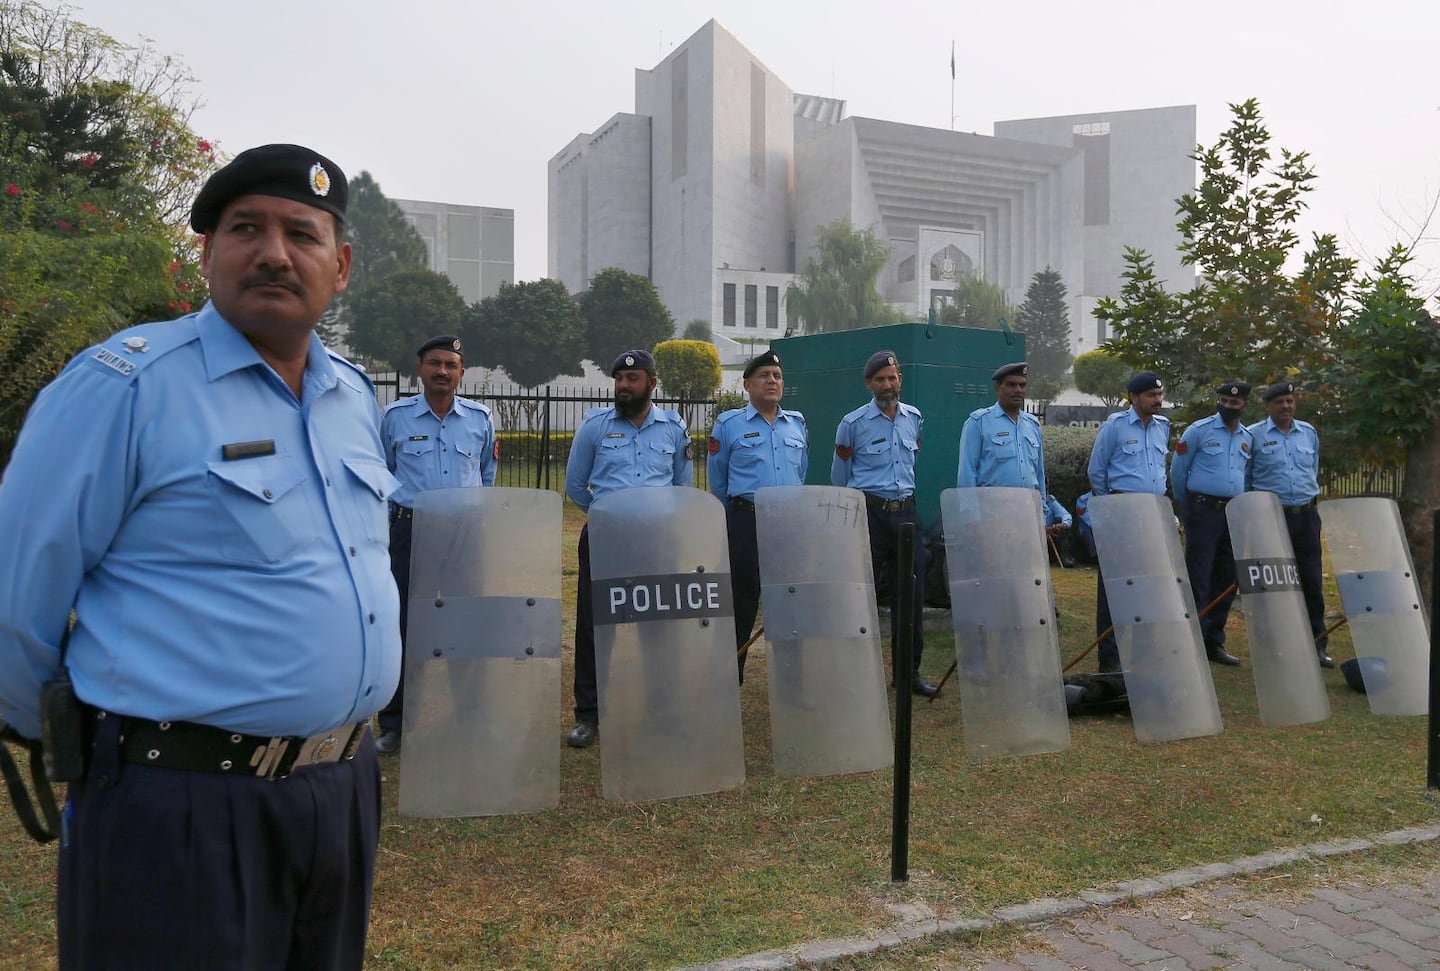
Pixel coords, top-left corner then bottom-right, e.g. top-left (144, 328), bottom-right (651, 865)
top-left (949, 40), bottom-right (956, 130)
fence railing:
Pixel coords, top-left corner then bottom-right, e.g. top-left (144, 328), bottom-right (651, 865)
top-left (374, 376), bottom-right (719, 492)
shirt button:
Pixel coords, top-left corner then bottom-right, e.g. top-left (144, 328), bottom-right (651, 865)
top-left (262, 489), bottom-right (273, 499)
top-left (368, 614), bottom-right (375, 624)
top-left (365, 686), bottom-right (373, 696)
top-left (349, 546), bottom-right (357, 557)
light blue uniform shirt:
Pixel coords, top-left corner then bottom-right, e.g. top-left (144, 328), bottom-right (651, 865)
top-left (564, 404), bottom-right (692, 509)
top-left (830, 400), bottom-right (924, 499)
top-left (1044, 495), bottom-right (1073, 529)
top-left (1087, 407), bottom-right (1171, 496)
top-left (381, 393), bottom-right (496, 507)
top-left (707, 404), bottom-right (808, 501)
top-left (1246, 417), bottom-right (1321, 505)
top-left (956, 402), bottom-right (1046, 494)
top-left (0, 303), bottom-right (401, 739)
top-left (1170, 413), bottom-right (1252, 505)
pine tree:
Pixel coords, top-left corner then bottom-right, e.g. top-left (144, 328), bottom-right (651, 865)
top-left (1015, 267), bottom-right (1072, 398)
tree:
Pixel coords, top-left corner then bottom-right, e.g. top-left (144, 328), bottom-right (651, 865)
top-left (466, 278), bottom-right (585, 387)
top-left (681, 318), bottom-right (712, 342)
top-left (328, 170), bottom-right (429, 353)
top-left (1071, 348), bottom-right (1130, 409)
top-left (1312, 247), bottom-right (1440, 599)
top-left (579, 267), bottom-right (674, 364)
top-left (1015, 267), bottom-right (1072, 387)
top-left (652, 339), bottom-right (721, 399)
top-left (345, 269), bottom-right (467, 372)
top-left (1094, 99), bottom-right (1355, 405)
top-left (786, 218), bottom-right (900, 332)
top-left (1, 0), bottom-right (216, 461)
top-left (938, 272), bottom-right (1013, 329)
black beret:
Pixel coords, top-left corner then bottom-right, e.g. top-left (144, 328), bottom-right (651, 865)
top-left (190, 144), bottom-right (348, 234)
top-left (1262, 380), bottom-right (1297, 402)
top-left (1214, 379), bottom-right (1251, 398)
top-left (418, 335), bottom-right (463, 360)
top-left (743, 349), bottom-right (781, 379)
top-left (610, 349), bottom-right (656, 376)
top-left (1126, 371), bottom-right (1163, 394)
top-left (864, 350), bottom-right (899, 379)
top-left (992, 362), bottom-right (1028, 382)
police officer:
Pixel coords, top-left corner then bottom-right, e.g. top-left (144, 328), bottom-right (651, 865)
top-left (563, 349), bottom-right (693, 747)
top-left (958, 361), bottom-right (1070, 553)
top-left (1172, 380), bottom-right (1254, 666)
top-left (1043, 494), bottom-right (1077, 566)
top-left (1086, 371), bottom-right (1171, 673)
top-left (708, 349), bottom-right (808, 682)
top-left (832, 350), bottom-right (937, 697)
top-left (374, 335), bottom-right (497, 753)
top-left (0, 145), bottom-right (397, 968)
top-left (1247, 380), bottom-right (1334, 668)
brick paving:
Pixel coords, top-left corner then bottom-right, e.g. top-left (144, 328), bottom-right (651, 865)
top-left (680, 825), bottom-right (1440, 970)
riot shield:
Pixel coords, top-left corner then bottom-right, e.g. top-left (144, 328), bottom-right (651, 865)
top-left (1320, 498), bottom-right (1429, 716)
top-left (941, 488), bottom-right (1070, 759)
top-left (1225, 492), bottom-right (1330, 726)
top-left (589, 488), bottom-right (745, 801)
top-left (755, 486), bottom-right (892, 777)
top-left (1090, 493), bottom-right (1223, 743)
top-left (399, 487), bottom-right (562, 818)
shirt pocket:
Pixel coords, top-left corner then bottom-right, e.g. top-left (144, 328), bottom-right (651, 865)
top-left (646, 437), bottom-right (677, 475)
top-left (732, 435), bottom-right (766, 469)
top-left (1200, 439), bottom-right (1225, 456)
top-left (206, 457), bottom-right (315, 564)
top-left (396, 437), bottom-right (435, 477)
top-left (452, 441), bottom-right (483, 481)
top-left (1294, 439), bottom-right (1317, 472)
top-left (782, 436), bottom-right (807, 471)
top-left (990, 431), bottom-right (1018, 459)
top-left (343, 457), bottom-right (401, 545)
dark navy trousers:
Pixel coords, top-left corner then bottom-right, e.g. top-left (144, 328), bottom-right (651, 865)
top-left (377, 513), bottom-right (412, 735)
top-left (1182, 498), bottom-right (1239, 650)
top-left (865, 502), bottom-right (928, 676)
top-left (58, 714), bottom-right (380, 970)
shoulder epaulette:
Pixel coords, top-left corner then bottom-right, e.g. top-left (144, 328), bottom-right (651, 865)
top-left (382, 394), bottom-right (418, 415)
top-left (457, 397), bottom-right (493, 417)
top-left (714, 408), bottom-right (745, 427)
top-left (840, 403), bottom-right (870, 424)
top-left (781, 408), bottom-right (806, 424)
top-left (74, 317), bottom-right (201, 383)
top-left (581, 406), bottom-right (614, 423)
top-left (326, 349), bottom-right (375, 395)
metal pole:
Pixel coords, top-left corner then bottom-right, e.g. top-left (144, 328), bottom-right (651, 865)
top-left (1428, 509), bottom-right (1440, 789)
top-left (891, 521), bottom-right (916, 882)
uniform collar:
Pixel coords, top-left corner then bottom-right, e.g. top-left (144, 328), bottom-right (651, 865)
top-left (197, 301), bottom-right (336, 391)
top-left (744, 402), bottom-right (789, 422)
top-left (866, 399), bottom-right (908, 420)
top-left (411, 393), bottom-right (460, 419)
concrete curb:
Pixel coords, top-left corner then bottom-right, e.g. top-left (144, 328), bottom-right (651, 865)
top-left (674, 823), bottom-right (1440, 970)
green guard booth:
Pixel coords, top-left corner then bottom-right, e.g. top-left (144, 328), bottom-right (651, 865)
top-left (771, 321), bottom-right (1025, 528)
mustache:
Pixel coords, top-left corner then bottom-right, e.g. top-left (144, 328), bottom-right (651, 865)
top-left (241, 271), bottom-right (302, 294)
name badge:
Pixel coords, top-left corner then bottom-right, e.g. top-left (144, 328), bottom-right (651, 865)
top-left (220, 440), bottom-right (277, 461)
top-left (743, 431), bottom-right (761, 439)
top-left (408, 435), bottom-right (429, 442)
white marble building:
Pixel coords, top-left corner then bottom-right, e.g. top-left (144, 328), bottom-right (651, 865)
top-left (548, 20), bottom-right (1194, 356)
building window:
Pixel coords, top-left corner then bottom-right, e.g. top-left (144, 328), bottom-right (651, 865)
top-left (897, 256), bottom-right (916, 284)
top-left (723, 283), bottom-right (736, 327)
top-left (1073, 122), bottom-right (1111, 227)
top-left (744, 285), bottom-right (758, 328)
top-left (765, 286), bottom-right (779, 328)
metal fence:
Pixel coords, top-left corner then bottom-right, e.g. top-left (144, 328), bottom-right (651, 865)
top-left (373, 374), bottom-right (721, 492)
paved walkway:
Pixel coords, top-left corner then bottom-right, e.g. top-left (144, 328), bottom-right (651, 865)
top-left (681, 825), bottom-right (1440, 970)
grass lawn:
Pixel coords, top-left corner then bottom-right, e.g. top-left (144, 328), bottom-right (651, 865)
top-left (2, 500), bottom-right (1436, 970)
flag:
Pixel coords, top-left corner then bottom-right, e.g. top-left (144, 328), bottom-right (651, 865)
top-left (950, 41), bottom-right (955, 80)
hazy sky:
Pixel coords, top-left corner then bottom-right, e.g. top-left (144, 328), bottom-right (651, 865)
top-left (73, 0), bottom-right (1440, 296)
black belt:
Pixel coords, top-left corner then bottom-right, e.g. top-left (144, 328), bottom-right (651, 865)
top-left (864, 493), bottom-right (914, 513)
top-left (728, 497), bottom-right (756, 511)
top-left (390, 504), bottom-right (414, 522)
top-left (1189, 492), bottom-right (1234, 509)
top-left (1283, 499), bottom-right (1318, 514)
top-left (93, 710), bottom-right (368, 781)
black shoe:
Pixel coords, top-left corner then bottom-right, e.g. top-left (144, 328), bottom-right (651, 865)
top-left (1207, 646), bottom-right (1241, 666)
top-left (1317, 652), bottom-right (1336, 669)
top-left (566, 721), bottom-right (598, 748)
top-left (375, 730), bottom-right (402, 755)
top-left (911, 674), bottom-right (939, 698)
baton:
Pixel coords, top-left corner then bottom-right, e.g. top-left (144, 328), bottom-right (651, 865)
top-left (1048, 534), bottom-right (1067, 568)
top-left (1060, 580), bottom-right (1239, 673)
top-left (736, 625), bottom-right (765, 660)
top-left (1316, 615), bottom-right (1348, 644)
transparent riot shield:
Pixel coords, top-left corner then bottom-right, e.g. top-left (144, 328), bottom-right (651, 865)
top-left (755, 486), bottom-right (892, 777)
top-left (941, 487), bottom-right (1070, 759)
top-left (1321, 498), bottom-right (1429, 716)
top-left (1090, 493), bottom-right (1223, 743)
top-left (399, 488), bottom-right (562, 818)
top-left (1225, 492), bottom-right (1330, 726)
top-left (589, 488), bottom-right (745, 801)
